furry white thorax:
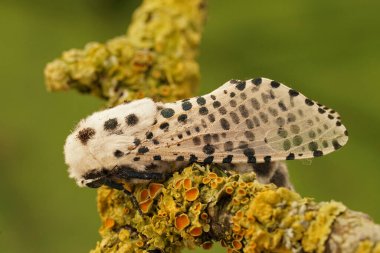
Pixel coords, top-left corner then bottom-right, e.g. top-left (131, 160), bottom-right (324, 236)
top-left (64, 98), bottom-right (157, 186)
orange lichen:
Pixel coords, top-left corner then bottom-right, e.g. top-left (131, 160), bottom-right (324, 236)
top-left (238, 189), bottom-right (247, 195)
top-left (232, 224), bottom-right (241, 233)
top-left (104, 218), bottom-right (115, 229)
top-left (135, 240), bottom-right (144, 247)
top-left (140, 189), bottom-right (149, 202)
top-left (210, 181), bottom-right (218, 189)
top-left (202, 241), bottom-right (213, 250)
top-left (216, 177), bottom-right (224, 184)
top-left (159, 85), bottom-right (171, 97)
top-left (189, 226), bottom-right (203, 237)
top-left (232, 240), bottom-right (243, 249)
top-left (225, 186), bottom-right (234, 194)
top-left (235, 210), bottom-right (243, 218)
top-left (202, 177), bottom-right (211, 184)
top-left (241, 197), bottom-right (249, 204)
top-left (201, 212), bottom-right (208, 220)
top-left (208, 172), bottom-right (217, 179)
top-left (233, 234), bottom-right (243, 241)
top-left (175, 179), bottom-right (183, 189)
top-left (183, 178), bottom-right (192, 189)
top-left (139, 198), bottom-right (153, 213)
top-left (194, 202), bottom-right (202, 212)
top-left (175, 214), bottom-right (190, 231)
top-left (185, 187), bottom-right (200, 201)
top-left (149, 183), bottom-right (163, 198)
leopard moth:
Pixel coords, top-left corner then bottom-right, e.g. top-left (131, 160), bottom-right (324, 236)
top-left (64, 77), bottom-right (348, 190)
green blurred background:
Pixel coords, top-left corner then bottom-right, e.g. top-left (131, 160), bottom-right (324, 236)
top-left (1, 0), bottom-right (379, 252)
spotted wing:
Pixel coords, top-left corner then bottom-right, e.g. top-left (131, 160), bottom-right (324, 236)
top-left (132, 78), bottom-right (348, 164)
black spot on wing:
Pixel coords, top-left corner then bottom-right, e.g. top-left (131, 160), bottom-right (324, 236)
top-left (126, 114), bottom-right (139, 126)
top-left (146, 131), bottom-right (154, 139)
top-left (288, 89), bottom-right (299, 97)
top-left (332, 140), bottom-right (342, 150)
top-left (159, 122), bottom-right (169, 131)
top-left (138, 146), bottom-right (149, 154)
top-left (114, 150), bottom-right (124, 158)
top-left (176, 156), bottom-right (185, 161)
top-left (270, 81), bottom-right (281, 88)
top-left (161, 108), bottom-right (175, 118)
top-left (189, 154), bottom-right (198, 163)
top-left (182, 101), bottom-right (192, 111)
top-left (203, 156), bottom-right (214, 164)
top-left (199, 107), bottom-right (209, 115)
top-left (196, 97), bottom-right (206, 106)
top-left (286, 153), bottom-right (295, 160)
top-left (104, 118), bottom-right (118, 131)
top-left (77, 128), bottom-right (96, 145)
top-left (178, 114), bottom-right (187, 122)
top-left (236, 81), bottom-right (246, 91)
top-left (252, 78), bottom-right (262, 85)
top-left (220, 118), bottom-right (230, 130)
top-left (203, 144), bottom-right (215, 155)
top-left (222, 155), bottom-right (233, 163)
top-left (305, 98), bottom-right (314, 106)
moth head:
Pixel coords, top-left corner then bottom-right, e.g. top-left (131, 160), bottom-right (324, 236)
top-left (64, 98), bottom-right (158, 187)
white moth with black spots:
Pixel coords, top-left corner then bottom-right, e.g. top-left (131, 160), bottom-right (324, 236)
top-left (64, 78), bottom-right (348, 190)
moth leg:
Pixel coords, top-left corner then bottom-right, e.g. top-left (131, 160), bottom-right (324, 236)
top-left (123, 189), bottom-right (143, 215)
top-left (115, 165), bottom-right (168, 181)
top-left (103, 179), bottom-right (143, 215)
top-left (210, 163), bottom-right (233, 177)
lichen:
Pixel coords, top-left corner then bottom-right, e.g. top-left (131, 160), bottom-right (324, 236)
top-left (44, 0), bottom-right (206, 106)
top-left (92, 165), bottom-right (238, 252)
top-left (91, 164), bottom-right (354, 253)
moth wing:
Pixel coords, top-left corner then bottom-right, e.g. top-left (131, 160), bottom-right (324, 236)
top-left (133, 78), bottom-right (348, 164)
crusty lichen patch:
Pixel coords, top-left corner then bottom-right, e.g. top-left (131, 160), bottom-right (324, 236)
top-left (225, 185), bottom-right (347, 253)
top-left (92, 164), bottom-right (352, 253)
top-left (45, 0), bottom-right (206, 106)
top-left (92, 164), bottom-right (249, 252)
top-left (302, 201), bottom-right (346, 252)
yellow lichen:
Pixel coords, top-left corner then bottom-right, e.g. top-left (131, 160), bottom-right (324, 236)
top-left (356, 240), bottom-right (375, 253)
top-left (302, 201), bottom-right (346, 253)
top-left (44, 0), bottom-right (206, 106)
